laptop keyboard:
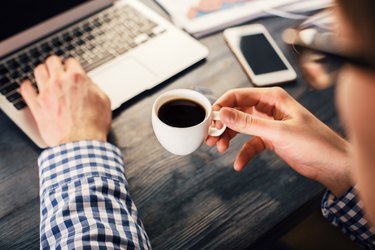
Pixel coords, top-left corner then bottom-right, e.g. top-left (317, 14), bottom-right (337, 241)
top-left (0, 4), bottom-right (165, 110)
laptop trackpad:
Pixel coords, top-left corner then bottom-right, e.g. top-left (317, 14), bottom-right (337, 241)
top-left (91, 57), bottom-right (157, 109)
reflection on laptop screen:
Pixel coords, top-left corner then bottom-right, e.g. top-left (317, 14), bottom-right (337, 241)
top-left (1, 0), bottom-right (89, 41)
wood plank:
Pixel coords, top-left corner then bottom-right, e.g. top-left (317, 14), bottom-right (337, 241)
top-left (0, 198), bottom-right (39, 250)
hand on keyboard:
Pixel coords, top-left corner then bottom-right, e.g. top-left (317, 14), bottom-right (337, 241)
top-left (20, 56), bottom-right (112, 147)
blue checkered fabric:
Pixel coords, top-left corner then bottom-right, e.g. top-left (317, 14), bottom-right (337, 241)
top-left (38, 140), bottom-right (151, 249)
top-left (322, 187), bottom-right (375, 249)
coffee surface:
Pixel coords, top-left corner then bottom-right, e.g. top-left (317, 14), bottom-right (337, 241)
top-left (158, 99), bottom-right (206, 128)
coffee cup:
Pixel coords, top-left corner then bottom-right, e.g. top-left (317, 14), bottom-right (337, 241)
top-left (152, 89), bottom-right (226, 155)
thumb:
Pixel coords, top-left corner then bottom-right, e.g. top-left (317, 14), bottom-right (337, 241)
top-left (219, 107), bottom-right (278, 139)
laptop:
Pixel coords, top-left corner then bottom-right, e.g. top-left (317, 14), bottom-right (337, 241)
top-left (0, 0), bottom-right (208, 148)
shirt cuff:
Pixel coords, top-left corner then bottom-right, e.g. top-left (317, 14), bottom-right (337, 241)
top-left (321, 187), bottom-right (358, 226)
top-left (38, 140), bottom-right (125, 196)
top-left (321, 187), bottom-right (375, 247)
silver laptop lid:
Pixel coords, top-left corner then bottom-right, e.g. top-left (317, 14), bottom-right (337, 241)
top-left (0, 0), bottom-right (113, 58)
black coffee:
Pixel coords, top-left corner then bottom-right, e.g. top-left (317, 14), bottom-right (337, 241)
top-left (158, 99), bottom-right (206, 128)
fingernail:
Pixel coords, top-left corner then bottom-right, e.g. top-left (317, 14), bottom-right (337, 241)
top-left (233, 164), bottom-right (241, 172)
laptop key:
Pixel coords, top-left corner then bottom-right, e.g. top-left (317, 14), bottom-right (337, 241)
top-left (134, 34), bottom-right (148, 45)
top-left (21, 65), bottom-right (32, 74)
top-left (10, 71), bottom-right (21, 79)
top-left (30, 59), bottom-right (41, 68)
top-left (40, 43), bottom-right (52, 53)
top-left (29, 48), bottom-right (42, 58)
top-left (14, 100), bottom-right (27, 110)
top-left (51, 37), bottom-right (63, 47)
top-left (0, 76), bottom-right (10, 86)
top-left (6, 92), bottom-right (22, 103)
top-left (18, 53), bottom-right (29, 63)
top-left (76, 39), bottom-right (85, 46)
top-left (83, 23), bottom-right (93, 32)
top-left (152, 26), bottom-right (166, 36)
top-left (62, 32), bottom-right (74, 42)
top-left (55, 49), bottom-right (65, 57)
top-left (84, 53), bottom-right (115, 72)
top-left (0, 82), bottom-right (19, 95)
top-left (79, 59), bottom-right (90, 69)
top-left (86, 34), bottom-right (95, 41)
top-left (93, 18), bottom-right (102, 28)
top-left (65, 44), bottom-right (75, 51)
top-left (6, 59), bottom-right (20, 69)
top-left (73, 28), bottom-right (83, 37)
top-left (74, 48), bottom-right (85, 56)
top-left (114, 46), bottom-right (129, 55)
top-left (128, 41), bottom-right (137, 48)
top-left (86, 44), bottom-right (96, 51)
top-left (0, 65), bottom-right (8, 75)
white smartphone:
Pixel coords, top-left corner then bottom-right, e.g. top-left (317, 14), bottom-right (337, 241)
top-left (223, 24), bottom-right (297, 86)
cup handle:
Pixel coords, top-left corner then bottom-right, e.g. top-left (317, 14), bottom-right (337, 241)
top-left (208, 111), bottom-right (227, 137)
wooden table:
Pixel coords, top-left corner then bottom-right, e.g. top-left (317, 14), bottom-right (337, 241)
top-left (0, 1), bottom-right (342, 249)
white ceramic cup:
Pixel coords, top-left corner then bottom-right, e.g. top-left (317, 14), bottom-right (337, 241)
top-left (152, 89), bottom-right (226, 155)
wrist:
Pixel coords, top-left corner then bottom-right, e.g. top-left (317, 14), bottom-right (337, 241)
top-left (316, 140), bottom-right (353, 197)
top-left (58, 131), bottom-right (108, 146)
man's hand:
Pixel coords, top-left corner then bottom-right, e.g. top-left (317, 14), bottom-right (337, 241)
top-left (20, 56), bottom-right (112, 147)
top-left (206, 87), bottom-right (352, 197)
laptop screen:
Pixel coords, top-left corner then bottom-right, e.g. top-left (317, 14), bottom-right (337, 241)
top-left (1, 0), bottom-right (89, 41)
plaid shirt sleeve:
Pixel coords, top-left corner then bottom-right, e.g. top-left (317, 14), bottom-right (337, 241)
top-left (38, 140), bottom-right (151, 249)
top-left (321, 187), bottom-right (375, 249)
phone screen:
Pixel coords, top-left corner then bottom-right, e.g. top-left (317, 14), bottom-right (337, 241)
top-left (240, 33), bottom-right (288, 75)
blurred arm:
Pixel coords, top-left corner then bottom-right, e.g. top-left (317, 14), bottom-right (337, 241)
top-left (321, 187), bottom-right (375, 248)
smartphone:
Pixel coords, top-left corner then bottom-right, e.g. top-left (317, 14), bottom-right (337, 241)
top-left (224, 24), bottom-right (297, 86)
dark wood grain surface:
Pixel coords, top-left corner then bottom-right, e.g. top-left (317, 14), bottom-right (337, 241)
top-left (0, 1), bottom-right (342, 249)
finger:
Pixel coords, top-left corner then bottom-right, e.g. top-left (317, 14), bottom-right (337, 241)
top-left (205, 128), bottom-right (237, 147)
top-left (219, 107), bottom-right (279, 140)
top-left (234, 136), bottom-right (266, 171)
top-left (214, 88), bottom-right (264, 110)
top-left (214, 88), bottom-right (291, 116)
top-left (215, 130), bottom-right (230, 153)
top-left (64, 57), bottom-right (85, 74)
top-left (45, 55), bottom-right (64, 77)
top-left (216, 129), bottom-right (237, 152)
top-left (34, 64), bottom-right (49, 92)
top-left (205, 135), bottom-right (219, 146)
top-left (20, 80), bottom-right (39, 114)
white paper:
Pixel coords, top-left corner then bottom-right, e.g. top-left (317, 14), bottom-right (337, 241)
top-left (156, 0), bottom-right (332, 37)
